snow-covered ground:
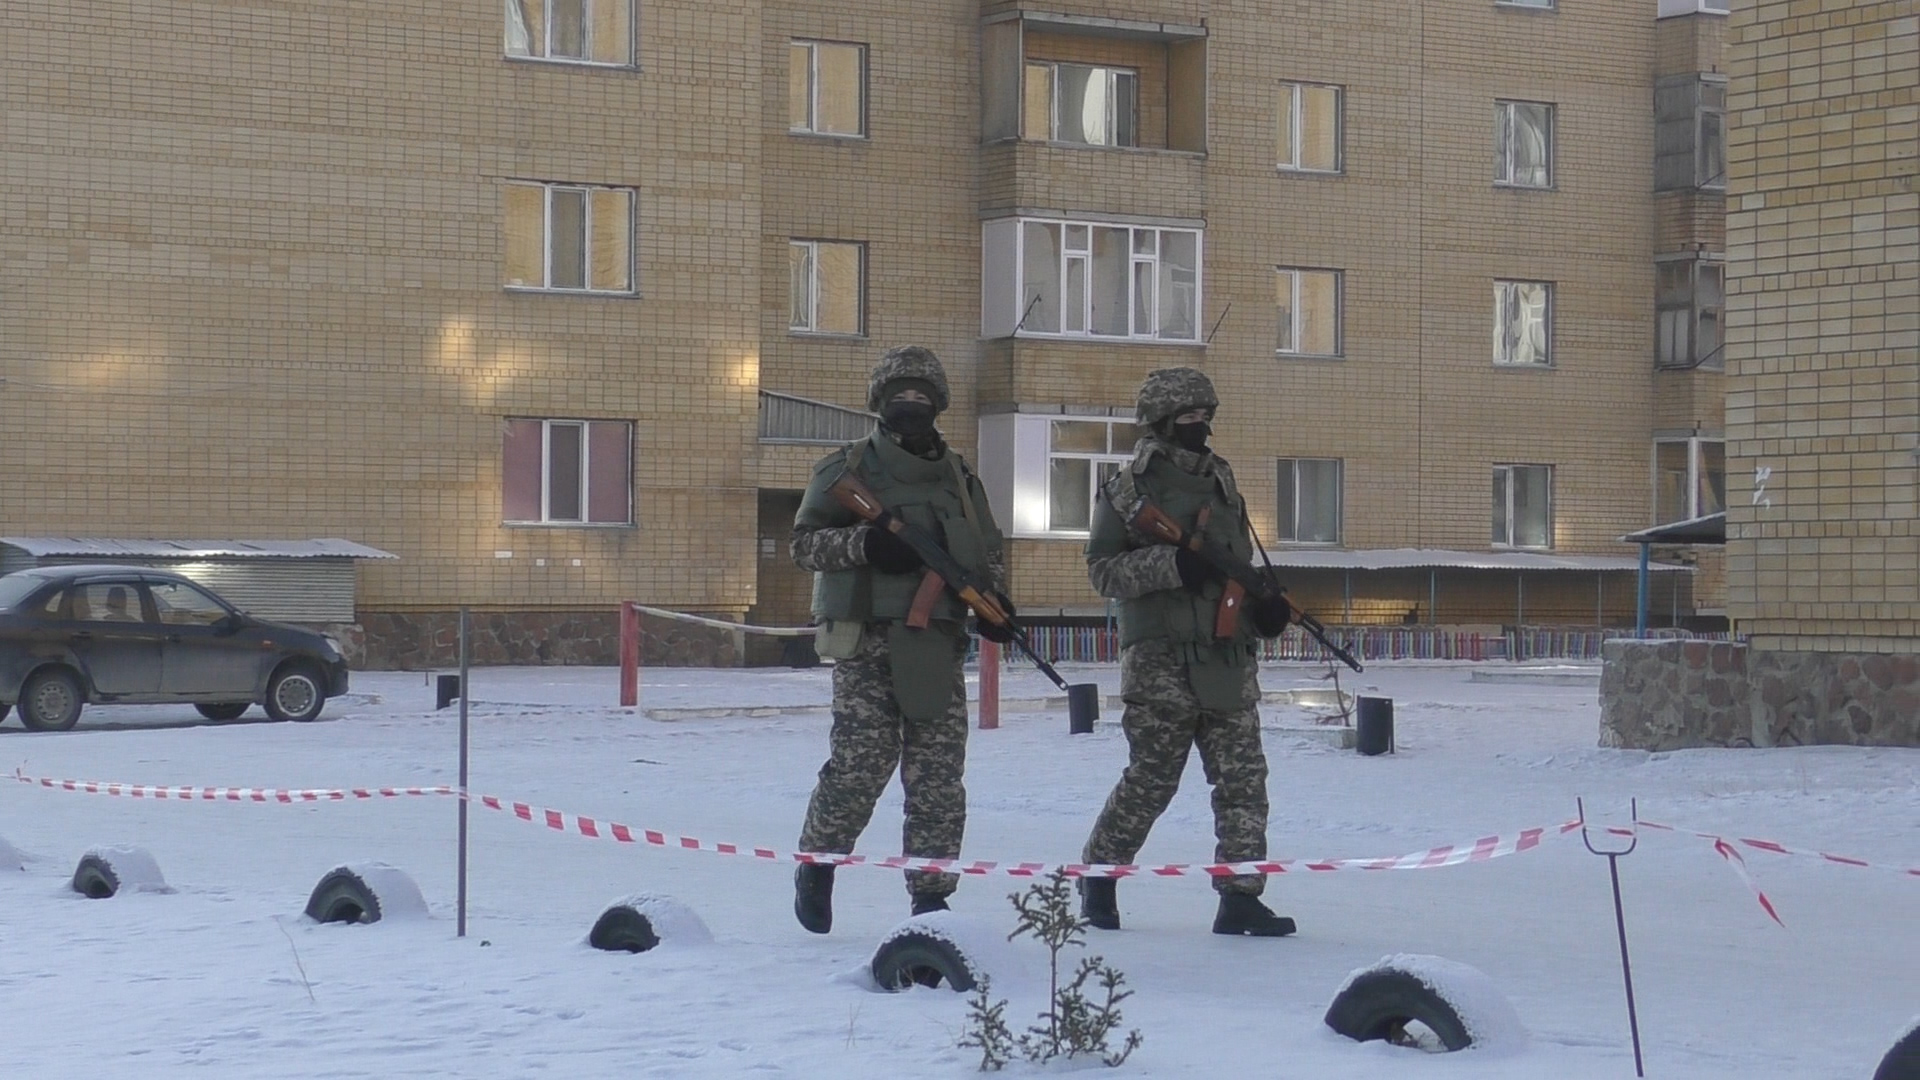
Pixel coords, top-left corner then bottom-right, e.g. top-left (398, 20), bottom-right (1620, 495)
top-left (1, 661), bottom-right (1913, 1079)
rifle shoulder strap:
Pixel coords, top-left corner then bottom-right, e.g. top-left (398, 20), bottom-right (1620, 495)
top-left (946, 455), bottom-right (980, 527)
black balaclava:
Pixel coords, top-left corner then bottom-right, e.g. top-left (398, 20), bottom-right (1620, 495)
top-left (1164, 408), bottom-right (1212, 455)
top-left (880, 378), bottom-right (941, 453)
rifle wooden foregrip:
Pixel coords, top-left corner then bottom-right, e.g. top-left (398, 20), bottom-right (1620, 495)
top-left (1215, 580), bottom-right (1245, 639)
top-left (906, 570), bottom-right (944, 629)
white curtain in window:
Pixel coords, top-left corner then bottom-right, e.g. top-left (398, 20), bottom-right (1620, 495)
top-left (505, 0), bottom-right (536, 56)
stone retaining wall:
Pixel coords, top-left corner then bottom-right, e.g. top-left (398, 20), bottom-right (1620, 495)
top-left (356, 610), bottom-right (740, 670)
top-left (1600, 640), bottom-right (1920, 749)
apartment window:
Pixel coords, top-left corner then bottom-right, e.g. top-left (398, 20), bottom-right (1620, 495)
top-left (502, 419), bottom-right (633, 525)
top-left (1492, 464), bottom-right (1553, 549)
top-left (1024, 62), bottom-right (1138, 147)
top-left (1494, 280), bottom-right (1552, 366)
top-left (1495, 101), bottom-right (1554, 188)
top-left (789, 41), bottom-right (866, 137)
top-left (1495, 0), bottom-right (1554, 8)
top-left (1277, 82), bottom-right (1342, 172)
top-left (1275, 268), bottom-right (1342, 356)
top-left (1656, 257), bottom-right (1725, 369)
top-left (1656, 75), bottom-right (1727, 191)
top-left (982, 218), bottom-right (1201, 341)
top-left (503, 183), bottom-right (634, 293)
top-left (1046, 418), bottom-right (1139, 533)
top-left (789, 240), bottom-right (865, 336)
top-left (1277, 458), bottom-right (1342, 544)
top-left (504, 0), bottom-right (632, 65)
top-left (1655, 438), bottom-right (1726, 523)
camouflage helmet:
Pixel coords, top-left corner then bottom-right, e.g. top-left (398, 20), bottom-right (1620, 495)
top-left (1134, 367), bottom-right (1218, 426)
top-left (867, 345), bottom-right (951, 413)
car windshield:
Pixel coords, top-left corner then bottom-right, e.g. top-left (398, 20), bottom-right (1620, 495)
top-left (0, 573), bottom-right (51, 612)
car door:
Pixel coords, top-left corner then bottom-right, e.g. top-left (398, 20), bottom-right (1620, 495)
top-left (150, 579), bottom-right (264, 697)
top-left (63, 581), bottom-right (165, 698)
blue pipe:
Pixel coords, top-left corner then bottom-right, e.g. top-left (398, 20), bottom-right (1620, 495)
top-left (1635, 543), bottom-right (1650, 638)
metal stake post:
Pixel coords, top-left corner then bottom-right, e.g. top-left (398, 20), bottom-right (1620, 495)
top-left (457, 607), bottom-right (471, 939)
top-left (1579, 797), bottom-right (1645, 1078)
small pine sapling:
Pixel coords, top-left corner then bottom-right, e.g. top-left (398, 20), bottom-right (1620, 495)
top-left (957, 977), bottom-right (1014, 1071)
top-left (957, 871), bottom-right (1145, 1070)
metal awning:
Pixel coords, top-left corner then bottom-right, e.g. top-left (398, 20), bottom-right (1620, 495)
top-left (0, 538), bottom-right (397, 560)
top-left (1617, 512), bottom-right (1727, 546)
top-left (1259, 547), bottom-right (1689, 574)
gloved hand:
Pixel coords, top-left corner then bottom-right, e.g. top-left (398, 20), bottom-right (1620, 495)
top-left (1174, 547), bottom-right (1220, 593)
top-left (1250, 592), bottom-right (1294, 638)
top-left (976, 592), bottom-right (1017, 643)
top-left (863, 519), bottom-right (923, 575)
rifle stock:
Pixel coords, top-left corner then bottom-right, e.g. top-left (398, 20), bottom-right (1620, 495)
top-left (1126, 503), bottom-right (1364, 673)
top-left (826, 469), bottom-right (1071, 691)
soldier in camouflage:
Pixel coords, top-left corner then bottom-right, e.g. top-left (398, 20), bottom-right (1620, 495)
top-left (788, 346), bottom-right (1012, 933)
top-left (1078, 367), bottom-right (1300, 938)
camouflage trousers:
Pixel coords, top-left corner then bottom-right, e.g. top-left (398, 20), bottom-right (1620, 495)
top-left (1082, 641), bottom-right (1270, 896)
top-left (798, 625), bottom-right (969, 897)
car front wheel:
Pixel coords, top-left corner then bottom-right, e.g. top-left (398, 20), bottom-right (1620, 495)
top-left (265, 664), bottom-right (326, 723)
top-left (20, 669), bottom-right (84, 732)
top-left (195, 703), bottom-right (249, 721)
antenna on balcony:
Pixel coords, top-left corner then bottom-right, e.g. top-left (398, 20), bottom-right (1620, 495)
top-left (1012, 292), bottom-right (1043, 335)
top-left (1206, 301), bottom-right (1233, 344)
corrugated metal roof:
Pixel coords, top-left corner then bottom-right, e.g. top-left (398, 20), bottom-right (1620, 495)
top-left (0, 537), bottom-right (397, 560)
top-left (1260, 547), bottom-right (1691, 573)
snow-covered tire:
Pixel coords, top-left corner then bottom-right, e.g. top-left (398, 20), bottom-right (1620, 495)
top-left (1324, 955), bottom-right (1525, 1054)
top-left (588, 893), bottom-right (711, 954)
top-left (869, 913), bottom-right (1008, 993)
top-left (71, 846), bottom-right (170, 898)
top-left (304, 863), bottom-right (428, 925)
top-left (195, 703), bottom-right (249, 721)
top-left (1876, 1019), bottom-right (1920, 1080)
top-left (0, 702), bottom-right (10, 724)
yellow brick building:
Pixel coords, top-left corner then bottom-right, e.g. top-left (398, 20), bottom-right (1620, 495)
top-left (1, 1), bottom-right (1741, 665)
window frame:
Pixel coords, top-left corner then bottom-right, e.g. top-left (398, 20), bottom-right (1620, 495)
top-left (503, 417), bottom-right (635, 527)
top-left (996, 217), bottom-right (1203, 344)
top-left (503, 0), bottom-right (636, 68)
top-left (1276, 81), bottom-right (1344, 174)
top-left (503, 181), bottom-right (636, 295)
top-left (1655, 255), bottom-right (1725, 370)
top-left (1043, 417), bottom-right (1139, 537)
top-left (788, 39), bottom-right (868, 139)
top-left (1493, 279), bottom-right (1554, 367)
top-left (1276, 457), bottom-right (1344, 545)
top-left (1494, 99), bottom-right (1555, 189)
top-left (1024, 60), bottom-right (1141, 148)
top-left (787, 239), bottom-right (868, 337)
top-left (1492, 463), bottom-right (1555, 550)
top-left (1493, 0), bottom-right (1556, 9)
top-left (1275, 266), bottom-right (1344, 357)
top-left (1653, 437), bottom-right (1727, 523)
top-left (1696, 76), bottom-right (1727, 191)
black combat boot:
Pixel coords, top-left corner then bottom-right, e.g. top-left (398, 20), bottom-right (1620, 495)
top-left (1078, 877), bottom-right (1120, 930)
top-left (1212, 893), bottom-right (1296, 937)
top-left (910, 894), bottom-right (950, 917)
top-left (794, 864), bottom-right (835, 934)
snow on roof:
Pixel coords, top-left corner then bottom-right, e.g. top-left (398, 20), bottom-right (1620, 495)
top-left (0, 537), bottom-right (398, 560)
top-left (1260, 547), bottom-right (1690, 573)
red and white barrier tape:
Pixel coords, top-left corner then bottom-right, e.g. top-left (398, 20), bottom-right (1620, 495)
top-left (11, 769), bottom-right (456, 803)
top-left (1632, 820), bottom-right (1920, 879)
top-left (471, 792), bottom-right (1583, 878)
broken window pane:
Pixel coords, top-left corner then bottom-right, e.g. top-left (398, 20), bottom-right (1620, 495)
top-left (1021, 222), bottom-right (1061, 333)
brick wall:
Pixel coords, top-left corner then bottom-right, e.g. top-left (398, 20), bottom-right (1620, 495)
top-left (1724, 0), bottom-right (1920, 650)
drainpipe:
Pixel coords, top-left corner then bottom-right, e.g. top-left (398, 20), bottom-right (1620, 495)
top-left (1635, 542), bottom-right (1651, 639)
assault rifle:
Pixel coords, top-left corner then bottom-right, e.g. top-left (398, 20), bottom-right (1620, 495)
top-left (1125, 501), bottom-right (1365, 673)
top-left (827, 470), bottom-right (1080, 696)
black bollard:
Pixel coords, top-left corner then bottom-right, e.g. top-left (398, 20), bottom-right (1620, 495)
top-left (1355, 696), bottom-right (1394, 756)
top-left (1066, 683), bottom-right (1100, 734)
top-left (436, 673), bottom-right (463, 711)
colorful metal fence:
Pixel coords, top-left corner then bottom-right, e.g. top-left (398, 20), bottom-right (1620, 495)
top-left (981, 625), bottom-right (1740, 666)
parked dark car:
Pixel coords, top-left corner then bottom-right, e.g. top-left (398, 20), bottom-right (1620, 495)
top-left (0, 565), bottom-right (349, 731)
